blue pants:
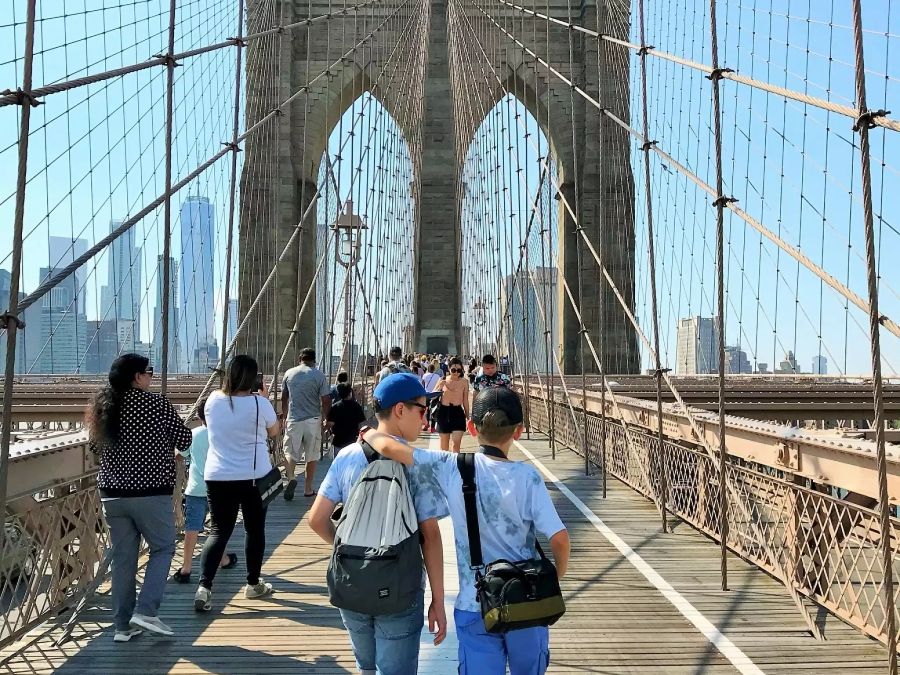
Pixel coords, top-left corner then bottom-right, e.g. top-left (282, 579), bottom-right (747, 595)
top-left (339, 589), bottom-right (424, 674)
top-left (102, 495), bottom-right (176, 631)
top-left (455, 609), bottom-right (550, 675)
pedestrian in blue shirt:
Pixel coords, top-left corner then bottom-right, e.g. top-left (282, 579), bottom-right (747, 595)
top-left (362, 387), bottom-right (570, 675)
top-left (308, 373), bottom-right (448, 674)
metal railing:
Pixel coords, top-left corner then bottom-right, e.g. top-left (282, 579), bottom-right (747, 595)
top-left (527, 392), bottom-right (900, 650)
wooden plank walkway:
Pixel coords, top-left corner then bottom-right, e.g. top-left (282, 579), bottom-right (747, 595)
top-left (0, 433), bottom-right (888, 673)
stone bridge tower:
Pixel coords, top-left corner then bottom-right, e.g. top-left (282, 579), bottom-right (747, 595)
top-left (238, 0), bottom-right (638, 374)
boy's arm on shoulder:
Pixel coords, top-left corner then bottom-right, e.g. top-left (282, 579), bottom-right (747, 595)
top-left (361, 429), bottom-right (415, 465)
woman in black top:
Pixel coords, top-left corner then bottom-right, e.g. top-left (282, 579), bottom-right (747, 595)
top-left (87, 353), bottom-right (192, 643)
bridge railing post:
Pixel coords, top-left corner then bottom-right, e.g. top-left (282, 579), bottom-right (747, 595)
top-left (849, 0), bottom-right (897, 669)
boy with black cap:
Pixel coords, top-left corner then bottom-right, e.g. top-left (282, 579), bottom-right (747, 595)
top-left (308, 373), bottom-right (447, 674)
top-left (362, 387), bottom-right (570, 675)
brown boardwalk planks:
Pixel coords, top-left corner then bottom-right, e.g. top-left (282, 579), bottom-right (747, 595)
top-left (0, 433), bottom-right (888, 674)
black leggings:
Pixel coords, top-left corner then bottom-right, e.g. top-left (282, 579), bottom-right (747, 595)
top-left (200, 480), bottom-right (267, 589)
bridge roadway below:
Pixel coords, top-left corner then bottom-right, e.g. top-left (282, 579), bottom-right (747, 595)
top-left (0, 435), bottom-right (887, 674)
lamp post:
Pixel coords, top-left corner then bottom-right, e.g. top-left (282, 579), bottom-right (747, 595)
top-left (333, 199), bottom-right (367, 376)
top-left (473, 296), bottom-right (487, 358)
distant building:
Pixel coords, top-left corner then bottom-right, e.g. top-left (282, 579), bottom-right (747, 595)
top-left (99, 219), bottom-right (142, 346)
top-left (812, 355), bottom-right (828, 375)
top-left (675, 316), bottom-right (718, 375)
top-left (499, 267), bottom-right (558, 374)
top-left (179, 196), bottom-right (215, 373)
top-left (36, 265), bottom-right (87, 373)
top-left (757, 362), bottom-right (769, 374)
top-left (777, 350), bottom-right (800, 374)
top-left (152, 255), bottom-right (182, 371)
top-left (225, 298), bottom-right (239, 350)
top-left (725, 345), bottom-right (751, 374)
top-left (83, 319), bottom-right (120, 374)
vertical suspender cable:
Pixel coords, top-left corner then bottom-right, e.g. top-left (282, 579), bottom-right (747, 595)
top-left (849, 0), bottom-right (896, 670)
top-left (637, 0), bottom-right (667, 532)
top-left (596, 0), bottom-right (607, 498)
top-left (220, 0), bottom-right (246, 371)
top-left (707, 0), bottom-right (730, 590)
top-left (0, 0), bottom-right (38, 541)
top-left (159, 0), bottom-right (178, 394)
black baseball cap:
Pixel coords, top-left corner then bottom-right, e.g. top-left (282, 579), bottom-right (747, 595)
top-left (471, 387), bottom-right (524, 426)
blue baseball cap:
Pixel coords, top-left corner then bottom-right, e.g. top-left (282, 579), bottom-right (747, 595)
top-left (373, 372), bottom-right (440, 409)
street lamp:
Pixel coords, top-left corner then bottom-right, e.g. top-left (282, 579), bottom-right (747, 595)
top-left (332, 199), bottom-right (368, 375)
top-left (473, 296), bottom-right (487, 358)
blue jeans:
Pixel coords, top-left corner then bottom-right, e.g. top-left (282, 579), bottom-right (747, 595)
top-left (183, 494), bottom-right (208, 532)
top-left (339, 589), bottom-right (424, 674)
top-left (102, 495), bottom-right (176, 631)
top-left (455, 609), bottom-right (550, 675)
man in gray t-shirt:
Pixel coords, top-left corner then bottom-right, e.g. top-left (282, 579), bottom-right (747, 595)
top-left (280, 347), bottom-right (331, 500)
top-left (374, 345), bottom-right (410, 385)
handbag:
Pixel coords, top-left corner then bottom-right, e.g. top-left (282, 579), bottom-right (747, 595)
top-left (253, 395), bottom-right (284, 507)
top-left (458, 449), bottom-right (566, 633)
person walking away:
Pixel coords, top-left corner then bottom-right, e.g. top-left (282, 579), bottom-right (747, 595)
top-left (326, 383), bottom-right (366, 457)
top-left (330, 371), bottom-right (349, 404)
top-left (170, 397), bottom-right (237, 583)
top-left (308, 373), bottom-right (448, 675)
top-left (434, 357), bottom-right (469, 453)
top-left (374, 345), bottom-right (411, 384)
top-left (362, 387), bottom-right (571, 675)
top-left (87, 353), bottom-right (192, 642)
top-left (281, 347), bottom-right (331, 500)
top-left (466, 358), bottom-right (479, 385)
top-left (421, 363), bottom-right (443, 432)
top-left (472, 354), bottom-right (512, 392)
top-left (194, 355), bottom-right (281, 612)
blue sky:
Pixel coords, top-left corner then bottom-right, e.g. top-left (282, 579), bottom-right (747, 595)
top-left (1, 0), bottom-right (898, 375)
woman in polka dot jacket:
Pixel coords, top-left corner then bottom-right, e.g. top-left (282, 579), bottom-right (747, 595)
top-left (87, 353), bottom-right (192, 642)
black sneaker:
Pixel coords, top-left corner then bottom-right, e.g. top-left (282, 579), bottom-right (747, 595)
top-left (170, 569), bottom-right (191, 584)
top-left (284, 478), bottom-right (297, 501)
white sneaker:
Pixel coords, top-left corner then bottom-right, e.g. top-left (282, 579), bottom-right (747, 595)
top-left (244, 581), bottom-right (274, 599)
top-left (128, 614), bottom-right (173, 636)
top-left (113, 626), bottom-right (142, 642)
top-left (194, 586), bottom-right (212, 612)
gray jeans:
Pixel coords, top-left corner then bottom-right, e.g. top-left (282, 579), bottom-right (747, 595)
top-left (102, 495), bottom-right (176, 631)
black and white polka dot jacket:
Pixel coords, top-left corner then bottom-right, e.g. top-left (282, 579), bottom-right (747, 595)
top-left (95, 388), bottom-right (193, 498)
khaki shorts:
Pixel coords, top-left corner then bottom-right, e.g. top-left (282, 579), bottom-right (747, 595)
top-left (284, 418), bottom-right (323, 464)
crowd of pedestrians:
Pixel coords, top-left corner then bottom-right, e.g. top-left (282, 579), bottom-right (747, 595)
top-left (86, 344), bottom-right (568, 674)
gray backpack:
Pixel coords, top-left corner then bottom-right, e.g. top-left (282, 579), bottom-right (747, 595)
top-left (327, 442), bottom-right (423, 615)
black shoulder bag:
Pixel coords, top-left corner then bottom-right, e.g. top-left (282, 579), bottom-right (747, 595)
top-left (458, 449), bottom-right (566, 633)
top-left (253, 395), bottom-right (284, 507)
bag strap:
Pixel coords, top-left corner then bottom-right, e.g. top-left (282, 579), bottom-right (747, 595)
top-left (252, 395), bottom-right (259, 484)
top-left (457, 453), bottom-right (484, 569)
top-left (361, 440), bottom-right (381, 463)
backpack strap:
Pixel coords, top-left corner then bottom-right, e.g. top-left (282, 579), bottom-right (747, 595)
top-left (361, 440), bottom-right (381, 463)
top-left (457, 453), bottom-right (484, 569)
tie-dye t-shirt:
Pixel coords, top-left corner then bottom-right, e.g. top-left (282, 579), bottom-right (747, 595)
top-left (410, 448), bottom-right (566, 612)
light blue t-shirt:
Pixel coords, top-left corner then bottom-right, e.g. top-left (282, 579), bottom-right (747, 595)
top-left (180, 427), bottom-right (210, 498)
top-left (410, 448), bottom-right (566, 612)
top-left (282, 364), bottom-right (329, 421)
top-left (319, 443), bottom-right (446, 523)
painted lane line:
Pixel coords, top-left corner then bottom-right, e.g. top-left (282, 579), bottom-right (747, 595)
top-left (514, 440), bottom-right (766, 675)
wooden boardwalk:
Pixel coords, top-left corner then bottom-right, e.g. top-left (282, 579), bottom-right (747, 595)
top-left (0, 433), bottom-right (888, 674)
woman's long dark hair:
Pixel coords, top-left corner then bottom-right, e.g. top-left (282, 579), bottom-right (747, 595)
top-left (86, 353), bottom-right (149, 449)
top-left (222, 354), bottom-right (259, 407)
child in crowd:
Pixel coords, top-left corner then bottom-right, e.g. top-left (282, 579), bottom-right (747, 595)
top-left (362, 387), bottom-right (570, 675)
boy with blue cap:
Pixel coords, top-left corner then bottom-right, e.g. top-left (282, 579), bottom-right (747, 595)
top-left (308, 373), bottom-right (447, 674)
top-left (361, 386), bottom-right (570, 675)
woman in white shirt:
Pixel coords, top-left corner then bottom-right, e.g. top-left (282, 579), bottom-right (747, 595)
top-left (194, 355), bottom-right (280, 613)
top-left (421, 363), bottom-right (443, 433)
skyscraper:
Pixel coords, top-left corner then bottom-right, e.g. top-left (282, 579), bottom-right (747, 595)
top-left (224, 298), bottom-right (238, 354)
top-left (99, 219), bottom-right (143, 347)
top-left (179, 196), bottom-right (215, 373)
top-left (675, 316), bottom-right (718, 375)
top-left (812, 355), bottom-right (828, 375)
top-left (48, 237), bottom-right (88, 314)
top-left (36, 265), bottom-right (87, 373)
top-left (725, 345), bottom-right (752, 374)
top-left (152, 255), bottom-right (181, 371)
